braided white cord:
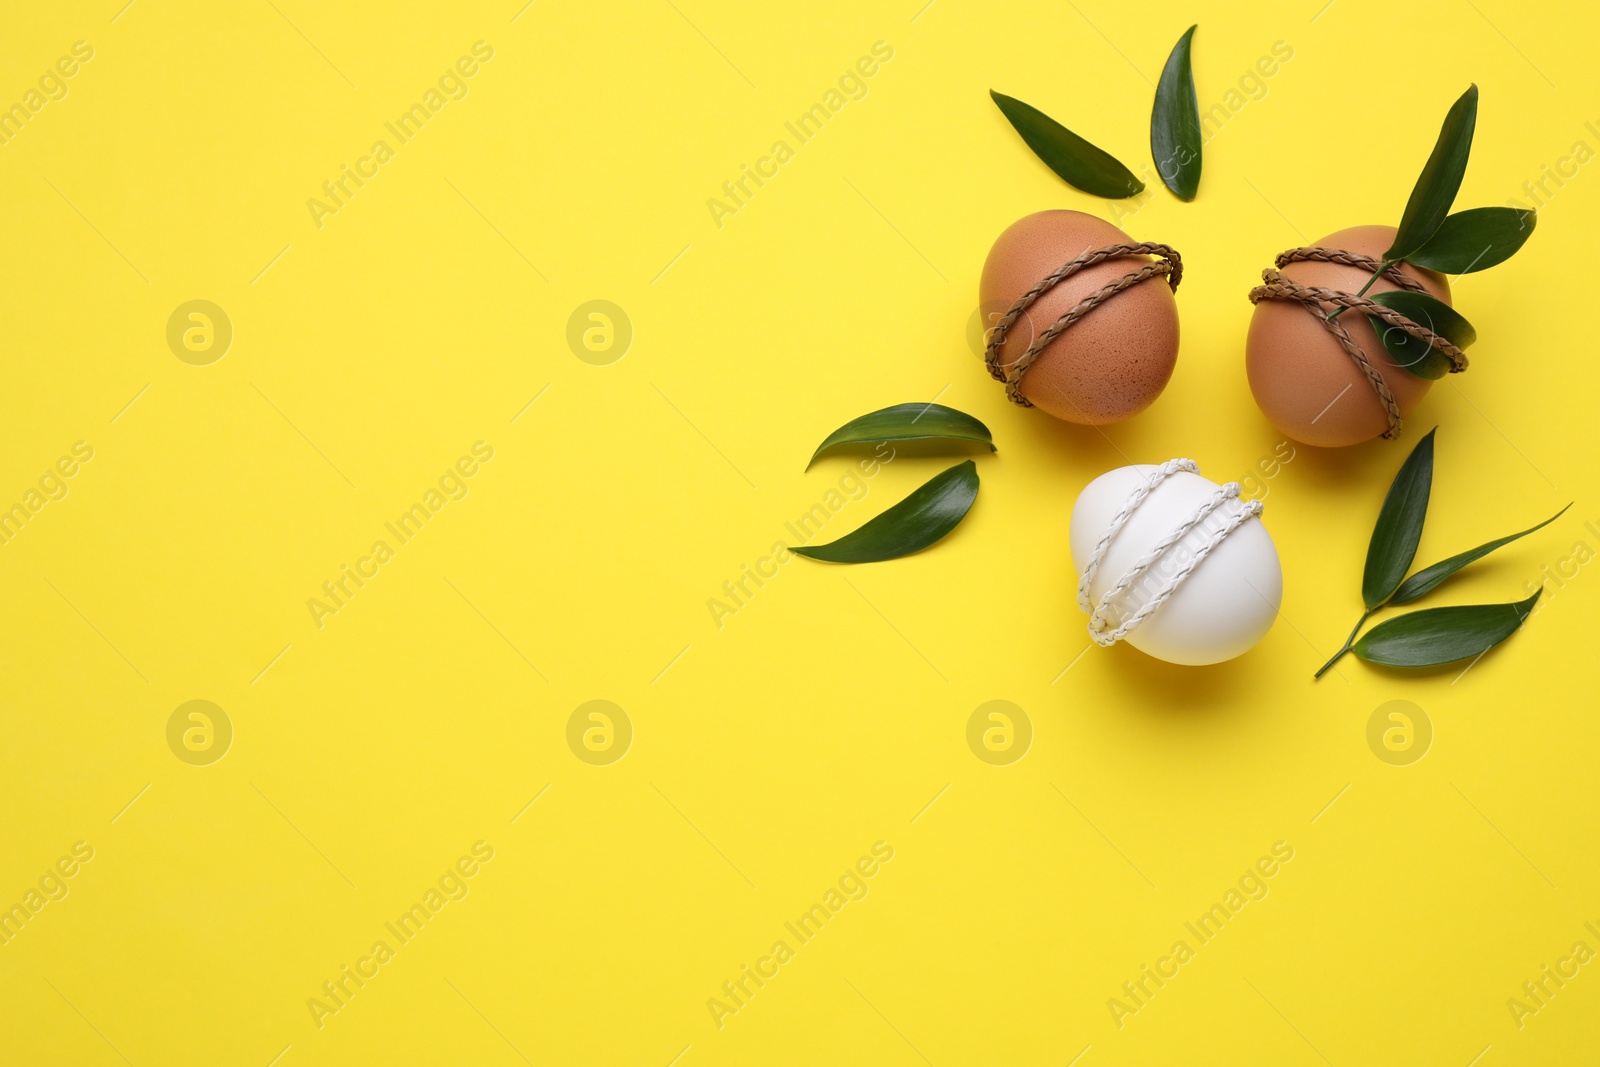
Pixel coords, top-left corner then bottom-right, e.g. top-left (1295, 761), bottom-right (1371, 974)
top-left (1087, 483), bottom-right (1239, 639)
top-left (1090, 495), bottom-right (1264, 646)
top-left (1076, 459), bottom-right (1197, 615)
top-left (1079, 460), bottom-right (1265, 648)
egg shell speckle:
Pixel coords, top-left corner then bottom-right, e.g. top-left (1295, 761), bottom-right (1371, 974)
top-left (980, 210), bottom-right (1179, 425)
top-left (1245, 224), bottom-right (1451, 447)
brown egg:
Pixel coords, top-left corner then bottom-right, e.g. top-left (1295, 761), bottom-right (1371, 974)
top-left (979, 210), bottom-right (1179, 424)
top-left (1246, 225), bottom-right (1451, 447)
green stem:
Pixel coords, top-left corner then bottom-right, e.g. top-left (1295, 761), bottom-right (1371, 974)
top-left (1325, 260), bottom-right (1395, 322)
top-left (1314, 608), bottom-right (1376, 679)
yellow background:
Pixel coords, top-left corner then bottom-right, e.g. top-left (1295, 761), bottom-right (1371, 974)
top-left (3, 0), bottom-right (1598, 1063)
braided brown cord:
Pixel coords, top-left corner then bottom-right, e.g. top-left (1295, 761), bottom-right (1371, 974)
top-left (985, 242), bottom-right (1183, 407)
top-left (1272, 247), bottom-right (1427, 293)
top-left (1247, 247), bottom-right (1468, 440)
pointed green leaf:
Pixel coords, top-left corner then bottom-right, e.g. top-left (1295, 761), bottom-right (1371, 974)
top-left (990, 90), bottom-right (1144, 199)
top-left (1408, 206), bottom-right (1536, 274)
top-left (1392, 504), bottom-right (1570, 604)
top-left (807, 403), bottom-right (994, 470)
top-left (1387, 85), bottom-right (1479, 260)
top-left (1351, 590), bottom-right (1541, 667)
top-left (1367, 290), bottom-right (1475, 380)
top-left (1363, 428), bottom-right (1435, 609)
top-left (1151, 25), bottom-right (1202, 201)
top-left (792, 461), bottom-right (979, 563)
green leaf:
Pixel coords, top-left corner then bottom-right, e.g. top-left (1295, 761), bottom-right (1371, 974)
top-left (1408, 206), bottom-right (1536, 274)
top-left (1367, 290), bottom-right (1476, 380)
top-left (791, 460), bottom-right (978, 563)
top-left (1351, 590), bottom-right (1541, 667)
top-left (1363, 428), bottom-right (1435, 610)
top-left (1150, 25), bottom-right (1202, 201)
top-left (990, 90), bottom-right (1144, 199)
top-left (1387, 85), bottom-right (1479, 260)
top-left (807, 403), bottom-right (994, 470)
top-left (1391, 504), bottom-right (1571, 604)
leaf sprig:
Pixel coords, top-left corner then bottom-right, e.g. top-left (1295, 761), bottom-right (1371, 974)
top-left (989, 91), bottom-right (1144, 199)
top-left (792, 461), bottom-right (979, 563)
top-left (794, 404), bottom-right (993, 563)
top-left (1151, 25), bottom-right (1202, 200)
top-left (990, 25), bottom-right (1204, 201)
top-left (807, 403), bottom-right (994, 469)
top-left (1314, 428), bottom-right (1566, 677)
top-left (1327, 85), bottom-right (1537, 380)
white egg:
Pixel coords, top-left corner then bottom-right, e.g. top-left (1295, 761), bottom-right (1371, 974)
top-left (1069, 461), bottom-right (1282, 665)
